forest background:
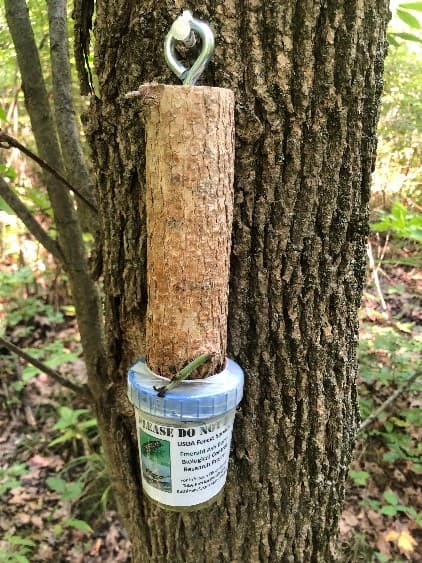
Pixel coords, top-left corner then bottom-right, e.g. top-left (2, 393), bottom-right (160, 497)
top-left (0, 1), bottom-right (420, 561)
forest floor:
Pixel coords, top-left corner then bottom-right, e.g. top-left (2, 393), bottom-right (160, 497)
top-left (0, 237), bottom-right (420, 562)
top-left (340, 237), bottom-right (421, 562)
top-left (0, 314), bottom-right (131, 562)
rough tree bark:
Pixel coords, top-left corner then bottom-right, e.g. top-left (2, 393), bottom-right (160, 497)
top-left (80, 1), bottom-right (390, 561)
top-left (144, 85), bottom-right (234, 377)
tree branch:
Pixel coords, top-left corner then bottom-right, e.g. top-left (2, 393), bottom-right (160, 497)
top-left (0, 131), bottom-right (97, 213)
top-left (0, 177), bottom-right (64, 263)
top-left (367, 240), bottom-right (388, 314)
top-left (359, 371), bottom-right (421, 433)
top-left (0, 336), bottom-right (92, 399)
top-left (5, 0), bottom-right (104, 398)
top-left (48, 0), bottom-right (98, 231)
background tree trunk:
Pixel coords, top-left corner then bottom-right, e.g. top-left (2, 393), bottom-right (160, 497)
top-left (82, 1), bottom-right (390, 561)
top-left (5, 0), bottom-right (104, 395)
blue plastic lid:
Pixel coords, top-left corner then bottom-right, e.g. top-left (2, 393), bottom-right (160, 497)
top-left (127, 358), bottom-right (244, 421)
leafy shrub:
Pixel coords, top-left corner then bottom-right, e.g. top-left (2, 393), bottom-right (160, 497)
top-left (0, 535), bottom-right (35, 563)
top-left (0, 463), bottom-right (28, 496)
top-left (371, 201), bottom-right (422, 243)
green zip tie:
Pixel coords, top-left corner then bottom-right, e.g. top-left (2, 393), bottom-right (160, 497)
top-left (154, 353), bottom-right (211, 397)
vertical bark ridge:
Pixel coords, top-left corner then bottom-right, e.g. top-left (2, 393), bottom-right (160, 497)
top-left (84, 0), bottom-right (390, 560)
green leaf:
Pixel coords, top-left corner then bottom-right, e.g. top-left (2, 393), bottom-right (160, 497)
top-left (0, 163), bottom-right (17, 180)
top-left (61, 305), bottom-right (76, 317)
top-left (13, 555), bottom-right (31, 563)
top-left (393, 31), bottom-right (422, 42)
top-left (78, 419), bottom-right (97, 430)
top-left (383, 421), bottom-right (394, 433)
top-left (407, 226), bottom-right (422, 243)
top-left (391, 201), bottom-right (407, 221)
top-left (406, 508), bottom-right (422, 526)
top-left (0, 464), bottom-right (29, 496)
top-left (7, 536), bottom-right (35, 547)
top-left (370, 220), bottom-right (391, 232)
top-left (62, 481), bottom-right (83, 501)
top-left (100, 485), bottom-right (111, 511)
top-left (48, 431), bottom-right (76, 447)
top-left (349, 470), bottom-right (370, 486)
top-left (387, 32), bottom-right (400, 46)
top-left (365, 498), bottom-right (381, 511)
top-left (384, 490), bottom-right (399, 505)
top-left (5, 464), bottom-right (28, 477)
top-left (380, 505), bottom-right (398, 516)
top-left (375, 552), bottom-right (390, 563)
top-left (53, 406), bottom-right (85, 428)
top-left (64, 518), bottom-right (93, 533)
top-left (396, 504), bottom-right (411, 513)
top-left (46, 476), bottom-right (67, 494)
top-left (397, 8), bottom-right (421, 27)
top-left (0, 478), bottom-right (21, 495)
top-left (394, 321), bottom-right (416, 334)
top-left (400, 2), bottom-right (422, 11)
top-left (390, 416), bottom-right (409, 428)
top-left (22, 366), bottom-right (39, 382)
top-left (46, 476), bottom-right (83, 501)
top-left (0, 107), bottom-right (7, 122)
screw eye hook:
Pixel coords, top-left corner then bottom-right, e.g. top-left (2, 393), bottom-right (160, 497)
top-left (164, 10), bottom-right (215, 86)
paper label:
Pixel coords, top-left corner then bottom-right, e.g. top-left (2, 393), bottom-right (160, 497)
top-left (136, 410), bottom-right (235, 507)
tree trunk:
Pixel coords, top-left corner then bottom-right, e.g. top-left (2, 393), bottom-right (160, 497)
top-left (83, 1), bottom-right (389, 561)
top-left (47, 0), bottom-right (98, 233)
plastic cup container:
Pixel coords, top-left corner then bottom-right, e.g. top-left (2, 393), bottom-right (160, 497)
top-left (127, 358), bottom-right (244, 511)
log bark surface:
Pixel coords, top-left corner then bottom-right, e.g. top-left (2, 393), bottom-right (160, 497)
top-left (144, 85), bottom-right (234, 377)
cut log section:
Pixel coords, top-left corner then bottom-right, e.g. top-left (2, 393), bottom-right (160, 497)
top-left (143, 84), bottom-right (235, 378)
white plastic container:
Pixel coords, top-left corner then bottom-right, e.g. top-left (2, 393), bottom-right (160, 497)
top-left (127, 358), bottom-right (244, 511)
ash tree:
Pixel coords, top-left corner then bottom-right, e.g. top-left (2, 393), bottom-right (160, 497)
top-left (2, 0), bottom-right (390, 561)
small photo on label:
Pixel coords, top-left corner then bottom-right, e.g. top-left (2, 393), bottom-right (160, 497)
top-left (140, 431), bottom-right (172, 492)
